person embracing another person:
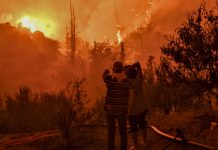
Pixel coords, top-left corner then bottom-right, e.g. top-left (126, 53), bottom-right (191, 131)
top-left (103, 61), bottom-right (148, 150)
top-left (126, 62), bottom-right (148, 150)
top-left (103, 61), bottom-right (134, 150)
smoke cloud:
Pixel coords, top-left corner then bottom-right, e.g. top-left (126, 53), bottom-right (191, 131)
top-left (1, 0), bottom-right (216, 42)
top-left (0, 13), bottom-right (13, 23)
top-left (0, 0), bottom-right (217, 95)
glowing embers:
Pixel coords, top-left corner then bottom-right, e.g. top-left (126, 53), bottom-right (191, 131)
top-left (17, 15), bottom-right (56, 37)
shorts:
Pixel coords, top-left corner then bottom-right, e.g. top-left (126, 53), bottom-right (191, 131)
top-left (128, 109), bottom-right (148, 132)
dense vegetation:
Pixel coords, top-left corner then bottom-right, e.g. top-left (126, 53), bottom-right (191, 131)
top-left (0, 4), bottom-right (217, 149)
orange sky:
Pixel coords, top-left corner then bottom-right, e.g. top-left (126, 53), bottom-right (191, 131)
top-left (0, 0), bottom-right (217, 93)
top-left (0, 0), bottom-right (216, 42)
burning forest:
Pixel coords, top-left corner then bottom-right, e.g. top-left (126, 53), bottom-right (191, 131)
top-left (0, 0), bottom-right (218, 149)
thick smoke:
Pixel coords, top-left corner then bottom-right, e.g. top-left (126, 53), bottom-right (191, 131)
top-left (123, 0), bottom-right (217, 62)
top-left (0, 23), bottom-right (83, 92)
top-left (1, 0), bottom-right (216, 42)
top-left (0, 13), bottom-right (13, 23)
top-left (0, 0), bottom-right (217, 97)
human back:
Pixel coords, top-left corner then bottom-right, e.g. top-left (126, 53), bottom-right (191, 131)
top-left (127, 63), bottom-right (147, 115)
top-left (129, 78), bottom-right (147, 115)
top-left (104, 73), bottom-right (130, 113)
top-left (103, 61), bottom-right (132, 150)
top-left (126, 62), bottom-right (148, 149)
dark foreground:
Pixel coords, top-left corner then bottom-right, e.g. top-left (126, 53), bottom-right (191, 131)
top-left (0, 112), bottom-right (217, 150)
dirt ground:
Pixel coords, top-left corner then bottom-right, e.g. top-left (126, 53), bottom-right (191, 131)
top-left (0, 111), bottom-right (218, 150)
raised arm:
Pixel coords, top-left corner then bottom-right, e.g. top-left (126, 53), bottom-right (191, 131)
top-left (133, 62), bottom-right (142, 80)
top-left (103, 69), bottom-right (110, 82)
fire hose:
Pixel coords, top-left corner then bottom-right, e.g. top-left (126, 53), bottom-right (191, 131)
top-left (0, 124), bottom-right (214, 149)
top-left (148, 125), bottom-right (213, 150)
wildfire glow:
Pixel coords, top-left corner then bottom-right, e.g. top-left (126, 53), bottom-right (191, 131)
top-left (17, 16), bottom-right (56, 37)
top-left (117, 24), bottom-right (122, 44)
top-left (148, 1), bottom-right (153, 5)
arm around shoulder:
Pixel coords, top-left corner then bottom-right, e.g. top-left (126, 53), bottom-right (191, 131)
top-left (103, 69), bottom-right (110, 82)
top-left (133, 62), bottom-right (142, 80)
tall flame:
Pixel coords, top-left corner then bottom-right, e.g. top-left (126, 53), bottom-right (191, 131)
top-left (116, 24), bottom-right (122, 44)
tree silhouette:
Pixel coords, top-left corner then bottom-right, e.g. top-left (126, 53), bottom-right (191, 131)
top-left (161, 6), bottom-right (218, 98)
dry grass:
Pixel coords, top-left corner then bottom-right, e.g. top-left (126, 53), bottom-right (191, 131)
top-left (0, 83), bottom-right (217, 149)
top-left (0, 111), bottom-right (217, 150)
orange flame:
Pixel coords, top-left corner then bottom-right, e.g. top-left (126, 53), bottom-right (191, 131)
top-left (116, 24), bottom-right (122, 44)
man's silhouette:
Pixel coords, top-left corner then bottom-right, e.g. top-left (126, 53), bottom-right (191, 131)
top-left (103, 61), bottom-right (133, 150)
